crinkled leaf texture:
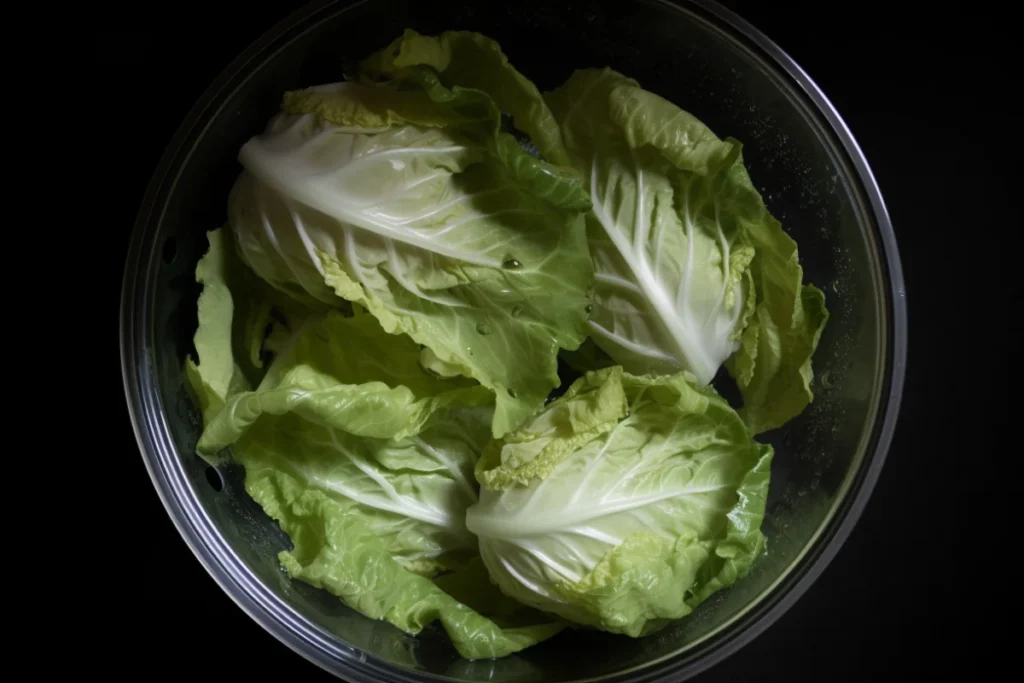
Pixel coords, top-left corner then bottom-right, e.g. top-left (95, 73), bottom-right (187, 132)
top-left (230, 76), bottom-right (593, 438)
top-left (183, 228), bottom-right (320, 440)
top-left (546, 68), bottom-right (828, 433)
top-left (361, 29), bottom-right (573, 167)
top-left (466, 366), bottom-right (773, 637)
top-left (185, 231), bottom-right (565, 658)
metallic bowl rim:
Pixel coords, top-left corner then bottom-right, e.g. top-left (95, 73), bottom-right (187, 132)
top-left (120, 1), bottom-right (907, 681)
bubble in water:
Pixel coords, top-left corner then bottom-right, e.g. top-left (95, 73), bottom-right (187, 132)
top-left (476, 323), bottom-right (492, 335)
top-left (507, 388), bottom-right (518, 398)
top-left (585, 304), bottom-right (594, 314)
top-left (511, 304), bottom-right (524, 317)
top-left (820, 370), bottom-right (833, 389)
top-left (832, 281), bottom-right (840, 293)
top-left (502, 257), bottom-right (522, 269)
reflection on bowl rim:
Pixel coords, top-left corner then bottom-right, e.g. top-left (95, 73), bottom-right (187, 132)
top-left (120, 1), bottom-right (907, 681)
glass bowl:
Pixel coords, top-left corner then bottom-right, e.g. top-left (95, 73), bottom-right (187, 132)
top-left (120, 1), bottom-right (907, 681)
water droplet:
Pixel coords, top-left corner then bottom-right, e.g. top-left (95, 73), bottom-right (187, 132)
top-left (585, 304), bottom-right (594, 314)
top-left (476, 323), bottom-right (492, 335)
top-left (502, 257), bottom-right (521, 269)
top-left (507, 388), bottom-right (518, 398)
top-left (511, 304), bottom-right (524, 317)
top-left (831, 281), bottom-right (840, 293)
top-left (820, 370), bottom-right (833, 389)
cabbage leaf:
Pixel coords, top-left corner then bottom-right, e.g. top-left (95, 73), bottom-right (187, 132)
top-left (186, 265), bottom-right (565, 658)
top-left (546, 68), bottom-right (829, 433)
top-left (467, 366), bottom-right (772, 636)
top-left (230, 76), bottom-right (594, 437)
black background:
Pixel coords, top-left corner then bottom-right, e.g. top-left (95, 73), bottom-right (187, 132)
top-left (97, 0), bottom-right (1014, 679)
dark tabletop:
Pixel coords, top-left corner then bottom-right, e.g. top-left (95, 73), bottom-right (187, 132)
top-left (97, 0), bottom-right (1013, 678)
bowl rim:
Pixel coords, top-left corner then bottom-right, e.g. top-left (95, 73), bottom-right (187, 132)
top-left (120, 1), bottom-right (907, 681)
